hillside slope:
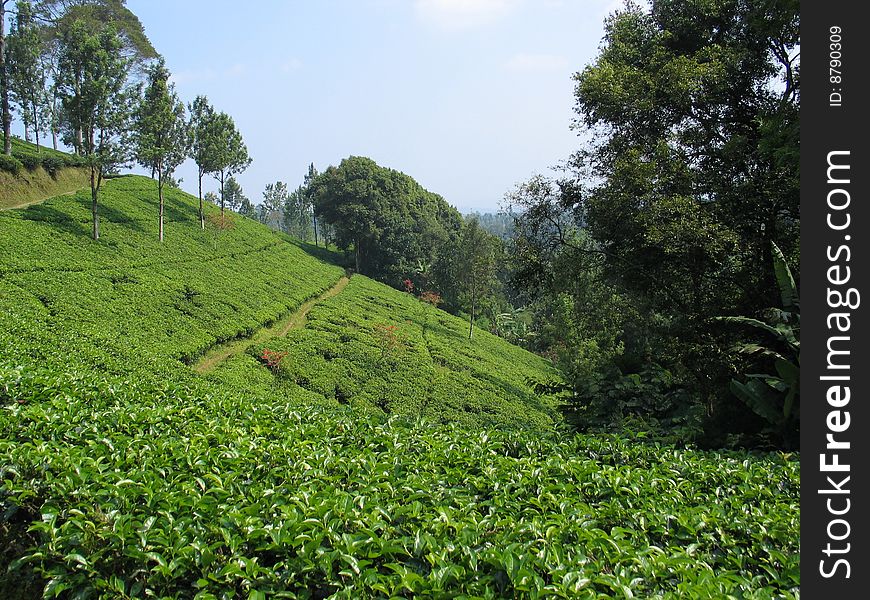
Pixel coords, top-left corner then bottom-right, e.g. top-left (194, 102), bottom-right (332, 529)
top-left (0, 178), bottom-right (799, 598)
top-left (0, 138), bottom-right (91, 209)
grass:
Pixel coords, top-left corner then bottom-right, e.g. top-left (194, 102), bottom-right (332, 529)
top-left (0, 175), bottom-right (800, 598)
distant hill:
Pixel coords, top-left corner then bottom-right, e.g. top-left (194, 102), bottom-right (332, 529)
top-left (465, 210), bottom-right (514, 239)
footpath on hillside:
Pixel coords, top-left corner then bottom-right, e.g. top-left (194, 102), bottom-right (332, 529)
top-left (193, 275), bottom-right (350, 374)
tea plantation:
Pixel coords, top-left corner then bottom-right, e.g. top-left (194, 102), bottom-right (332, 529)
top-left (1, 178), bottom-right (799, 597)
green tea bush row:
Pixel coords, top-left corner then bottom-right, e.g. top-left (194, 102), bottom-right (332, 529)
top-left (0, 179), bottom-right (800, 597)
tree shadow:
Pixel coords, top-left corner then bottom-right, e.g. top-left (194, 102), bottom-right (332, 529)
top-left (20, 204), bottom-right (90, 237)
top-left (284, 236), bottom-right (352, 268)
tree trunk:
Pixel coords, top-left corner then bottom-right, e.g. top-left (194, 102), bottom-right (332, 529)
top-left (91, 166), bottom-right (99, 240)
top-left (469, 290), bottom-right (475, 339)
top-left (0, 1), bottom-right (10, 156)
top-left (313, 213), bottom-right (319, 247)
top-left (198, 170), bottom-right (204, 229)
top-left (158, 174), bottom-right (164, 242)
top-left (355, 237), bottom-right (360, 273)
top-left (74, 77), bottom-right (82, 154)
top-left (32, 101), bottom-right (40, 152)
top-left (24, 121), bottom-right (30, 143)
top-left (220, 172), bottom-right (225, 217)
top-left (52, 129), bottom-right (58, 151)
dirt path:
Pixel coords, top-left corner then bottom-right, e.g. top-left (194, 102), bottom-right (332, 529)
top-left (193, 275), bottom-right (350, 374)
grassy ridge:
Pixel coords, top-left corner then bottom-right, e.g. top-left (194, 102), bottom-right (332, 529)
top-left (0, 177), bottom-right (800, 598)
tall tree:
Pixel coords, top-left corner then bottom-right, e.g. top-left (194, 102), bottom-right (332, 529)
top-left (303, 162), bottom-right (318, 245)
top-left (39, 32), bottom-right (63, 150)
top-left (261, 180), bottom-right (288, 229)
top-left (283, 184), bottom-right (309, 239)
top-left (222, 176), bottom-right (245, 212)
top-left (1, 0), bottom-right (14, 155)
top-left (187, 95), bottom-right (217, 229)
top-left (312, 156), bottom-right (462, 278)
top-left (209, 111), bottom-right (250, 217)
top-left (455, 218), bottom-right (498, 339)
top-left (133, 57), bottom-right (186, 243)
top-left (35, 0), bottom-right (157, 67)
top-left (503, 0), bottom-right (800, 446)
top-left (7, 1), bottom-right (46, 150)
top-left (56, 21), bottom-right (129, 240)
top-left (238, 195), bottom-right (255, 219)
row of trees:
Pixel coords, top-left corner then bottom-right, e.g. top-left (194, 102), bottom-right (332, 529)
top-left (1, 0), bottom-right (252, 241)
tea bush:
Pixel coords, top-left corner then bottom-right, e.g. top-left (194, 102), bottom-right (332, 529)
top-left (0, 177), bottom-right (800, 598)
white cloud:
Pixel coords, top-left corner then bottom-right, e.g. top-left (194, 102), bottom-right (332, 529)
top-left (505, 53), bottom-right (569, 72)
top-left (415, 0), bottom-right (520, 30)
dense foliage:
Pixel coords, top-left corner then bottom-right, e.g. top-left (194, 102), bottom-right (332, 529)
top-left (311, 156), bottom-right (463, 282)
top-left (505, 0), bottom-right (800, 449)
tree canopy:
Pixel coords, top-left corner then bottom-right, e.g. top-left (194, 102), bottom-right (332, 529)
top-left (312, 156), bottom-right (463, 281)
top-left (506, 0), bottom-right (800, 447)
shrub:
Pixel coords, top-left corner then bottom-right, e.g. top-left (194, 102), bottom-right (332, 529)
top-left (63, 154), bottom-right (86, 168)
top-left (17, 152), bottom-right (41, 171)
top-left (0, 154), bottom-right (22, 174)
top-left (41, 155), bottom-right (65, 177)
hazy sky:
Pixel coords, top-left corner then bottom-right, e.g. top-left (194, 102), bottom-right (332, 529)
top-left (121, 1), bottom-right (622, 212)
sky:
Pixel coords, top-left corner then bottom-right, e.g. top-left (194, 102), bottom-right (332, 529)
top-left (99, 1), bottom-right (624, 212)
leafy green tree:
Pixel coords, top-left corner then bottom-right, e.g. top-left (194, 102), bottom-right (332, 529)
top-left (34, 0), bottom-right (158, 152)
top-left (503, 1), bottom-right (799, 446)
top-left (312, 156), bottom-right (462, 279)
top-left (261, 180), bottom-right (288, 230)
top-left (209, 112), bottom-right (250, 217)
top-left (56, 20), bottom-right (129, 240)
top-left (454, 218), bottom-right (499, 339)
top-left (282, 184), bottom-right (309, 239)
top-left (133, 57), bottom-right (186, 242)
top-left (7, 1), bottom-right (46, 150)
top-left (35, 0), bottom-right (157, 66)
top-left (303, 162), bottom-right (318, 245)
top-left (222, 176), bottom-right (246, 212)
top-left (1, 0), bottom-right (15, 155)
top-left (238, 195), bottom-right (255, 219)
top-left (187, 95), bottom-right (218, 229)
top-left (38, 32), bottom-right (64, 150)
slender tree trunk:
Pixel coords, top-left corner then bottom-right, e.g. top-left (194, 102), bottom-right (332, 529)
top-left (220, 172), bottom-right (225, 217)
top-left (198, 169), bottom-right (204, 229)
top-left (355, 237), bottom-right (360, 273)
top-left (91, 166), bottom-right (99, 240)
top-left (75, 76), bottom-right (83, 154)
top-left (52, 130), bottom-right (57, 150)
top-left (0, 1), bottom-right (10, 156)
top-left (469, 288), bottom-right (475, 339)
top-left (32, 101), bottom-right (40, 152)
top-left (24, 121), bottom-right (30, 143)
top-left (158, 173), bottom-right (164, 242)
top-left (313, 213), bottom-right (319, 247)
